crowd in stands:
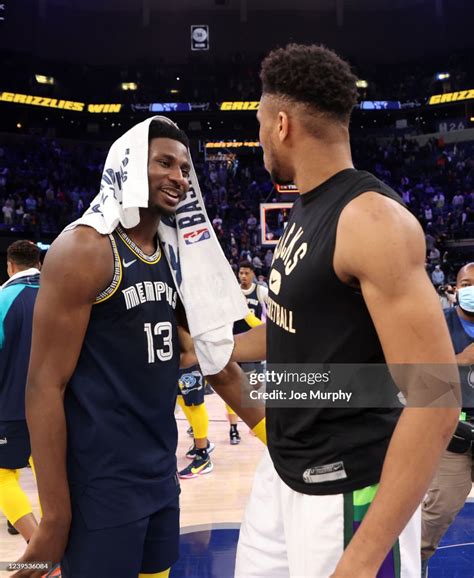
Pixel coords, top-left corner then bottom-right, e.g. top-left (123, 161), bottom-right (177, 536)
top-left (1, 133), bottom-right (473, 287)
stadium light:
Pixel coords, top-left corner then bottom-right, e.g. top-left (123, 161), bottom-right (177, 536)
top-left (356, 79), bottom-right (368, 89)
top-left (435, 72), bottom-right (450, 81)
top-left (170, 89), bottom-right (179, 94)
top-left (35, 74), bottom-right (55, 85)
top-left (121, 82), bottom-right (138, 91)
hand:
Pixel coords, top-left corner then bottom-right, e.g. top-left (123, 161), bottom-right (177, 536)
top-left (330, 555), bottom-right (378, 578)
top-left (11, 518), bottom-right (70, 578)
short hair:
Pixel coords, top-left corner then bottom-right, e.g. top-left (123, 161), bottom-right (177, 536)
top-left (7, 240), bottom-right (40, 267)
top-left (457, 262), bottom-right (474, 282)
top-left (239, 261), bottom-right (255, 272)
top-left (148, 120), bottom-right (190, 149)
top-left (260, 43), bottom-right (358, 122)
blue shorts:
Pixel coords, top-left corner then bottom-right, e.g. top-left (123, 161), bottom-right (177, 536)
top-left (177, 366), bottom-right (205, 406)
top-left (0, 420), bottom-right (30, 469)
top-left (61, 496), bottom-right (180, 577)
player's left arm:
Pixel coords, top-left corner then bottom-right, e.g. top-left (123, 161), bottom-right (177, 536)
top-left (175, 300), bottom-right (198, 369)
top-left (331, 192), bottom-right (460, 578)
top-left (175, 303), bottom-right (266, 435)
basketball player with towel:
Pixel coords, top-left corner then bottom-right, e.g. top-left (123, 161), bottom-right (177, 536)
top-left (12, 119), bottom-right (265, 578)
top-left (231, 44), bottom-right (460, 578)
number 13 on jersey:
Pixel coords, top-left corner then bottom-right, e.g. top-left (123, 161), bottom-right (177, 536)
top-left (144, 322), bottom-right (173, 363)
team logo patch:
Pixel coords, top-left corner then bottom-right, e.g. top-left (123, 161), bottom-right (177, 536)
top-left (0, 437), bottom-right (7, 445)
top-left (179, 371), bottom-right (203, 395)
top-left (181, 373), bottom-right (198, 388)
top-left (183, 228), bottom-right (210, 245)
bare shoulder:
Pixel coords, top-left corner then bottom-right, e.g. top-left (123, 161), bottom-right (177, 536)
top-left (41, 226), bottom-right (114, 303)
top-left (334, 192), bottom-right (426, 284)
top-left (340, 191), bottom-right (421, 234)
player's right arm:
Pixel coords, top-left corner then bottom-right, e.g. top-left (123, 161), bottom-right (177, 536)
top-left (231, 323), bottom-right (267, 362)
top-left (13, 226), bottom-right (113, 578)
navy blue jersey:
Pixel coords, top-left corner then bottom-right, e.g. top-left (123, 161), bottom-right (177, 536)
top-left (233, 283), bottom-right (267, 335)
top-left (64, 226), bottom-right (180, 529)
top-left (0, 272), bottom-right (40, 421)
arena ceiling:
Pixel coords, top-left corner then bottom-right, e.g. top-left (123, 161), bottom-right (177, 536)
top-left (41, 0), bottom-right (443, 12)
top-left (1, 0), bottom-right (471, 66)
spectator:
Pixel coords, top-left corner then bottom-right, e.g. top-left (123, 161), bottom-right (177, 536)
top-left (257, 274), bottom-right (268, 288)
top-left (212, 214), bottom-right (223, 229)
top-left (421, 262), bottom-right (474, 577)
top-left (452, 192), bottom-right (464, 209)
top-left (433, 191), bottom-right (445, 210)
top-left (428, 247), bottom-right (441, 266)
top-left (24, 194), bottom-right (37, 215)
top-left (437, 285), bottom-right (455, 310)
top-left (2, 200), bottom-right (14, 225)
top-left (247, 213), bottom-right (257, 231)
top-left (15, 203), bottom-right (25, 224)
top-left (252, 254), bottom-right (263, 276)
top-left (264, 249), bottom-right (274, 271)
top-left (431, 265), bottom-right (445, 287)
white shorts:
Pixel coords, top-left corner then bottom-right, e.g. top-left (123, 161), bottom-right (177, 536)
top-left (235, 450), bottom-right (421, 578)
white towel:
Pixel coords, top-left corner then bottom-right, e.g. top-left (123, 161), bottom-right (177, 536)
top-left (65, 116), bottom-right (248, 374)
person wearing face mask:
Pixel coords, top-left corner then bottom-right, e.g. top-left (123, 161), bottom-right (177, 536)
top-left (421, 262), bottom-right (474, 577)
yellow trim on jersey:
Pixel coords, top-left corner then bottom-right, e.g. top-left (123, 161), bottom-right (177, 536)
top-left (245, 312), bottom-right (263, 328)
top-left (116, 226), bottom-right (162, 265)
top-left (94, 234), bottom-right (123, 305)
top-left (252, 418), bottom-right (267, 445)
top-left (139, 570), bottom-right (170, 578)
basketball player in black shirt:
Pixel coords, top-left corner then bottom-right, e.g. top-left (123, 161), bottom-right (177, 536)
top-left (232, 44), bottom-right (460, 578)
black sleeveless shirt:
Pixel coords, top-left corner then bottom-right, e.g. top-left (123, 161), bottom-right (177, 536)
top-left (266, 169), bottom-right (403, 495)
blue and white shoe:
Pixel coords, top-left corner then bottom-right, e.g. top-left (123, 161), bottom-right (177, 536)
top-left (186, 441), bottom-right (215, 459)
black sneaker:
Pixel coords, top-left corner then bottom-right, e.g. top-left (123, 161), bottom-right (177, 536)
top-left (230, 428), bottom-right (241, 445)
top-left (186, 441), bottom-right (215, 459)
top-left (186, 426), bottom-right (194, 437)
top-left (178, 454), bottom-right (214, 479)
top-left (7, 521), bottom-right (19, 535)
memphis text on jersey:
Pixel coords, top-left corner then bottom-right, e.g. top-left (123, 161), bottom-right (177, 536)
top-left (122, 281), bottom-right (177, 311)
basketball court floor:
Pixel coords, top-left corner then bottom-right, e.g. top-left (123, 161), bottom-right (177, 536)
top-left (0, 393), bottom-right (472, 577)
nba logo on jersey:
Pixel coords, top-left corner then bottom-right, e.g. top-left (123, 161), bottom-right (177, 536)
top-left (183, 228), bottom-right (211, 245)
